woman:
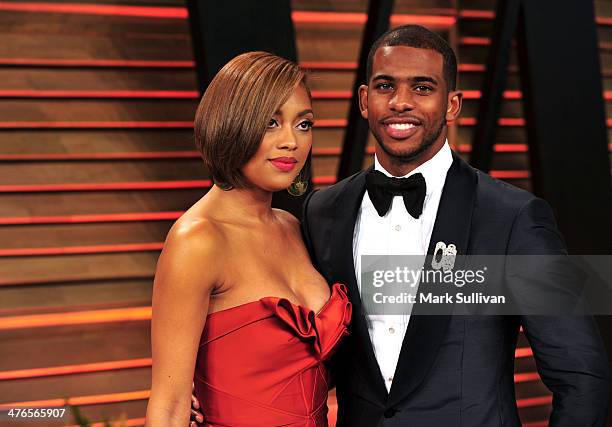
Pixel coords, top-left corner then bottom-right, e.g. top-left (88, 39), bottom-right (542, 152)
top-left (144, 51), bottom-right (351, 427)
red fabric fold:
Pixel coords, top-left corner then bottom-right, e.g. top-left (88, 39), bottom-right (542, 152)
top-left (195, 283), bottom-right (352, 427)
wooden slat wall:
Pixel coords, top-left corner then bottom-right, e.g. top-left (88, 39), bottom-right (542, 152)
top-left (0, 2), bottom-right (194, 426)
top-left (0, 1), bottom-right (609, 426)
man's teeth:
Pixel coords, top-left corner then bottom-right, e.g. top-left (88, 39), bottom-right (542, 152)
top-left (387, 123), bottom-right (415, 130)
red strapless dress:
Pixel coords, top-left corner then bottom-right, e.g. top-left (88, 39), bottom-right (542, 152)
top-left (193, 283), bottom-right (351, 427)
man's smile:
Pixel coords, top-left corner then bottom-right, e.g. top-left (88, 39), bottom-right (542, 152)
top-left (381, 116), bottom-right (422, 140)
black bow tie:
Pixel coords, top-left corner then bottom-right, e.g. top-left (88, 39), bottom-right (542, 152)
top-left (365, 169), bottom-right (427, 218)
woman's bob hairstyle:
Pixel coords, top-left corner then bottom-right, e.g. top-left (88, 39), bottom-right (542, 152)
top-left (194, 51), bottom-right (309, 189)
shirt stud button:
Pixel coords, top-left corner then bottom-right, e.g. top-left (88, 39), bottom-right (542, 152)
top-left (394, 225), bottom-right (401, 231)
top-left (388, 327), bottom-right (395, 334)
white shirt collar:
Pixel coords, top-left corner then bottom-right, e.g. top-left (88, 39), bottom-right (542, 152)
top-left (373, 140), bottom-right (453, 196)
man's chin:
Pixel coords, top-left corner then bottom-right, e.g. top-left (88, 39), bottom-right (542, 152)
top-left (378, 139), bottom-right (424, 161)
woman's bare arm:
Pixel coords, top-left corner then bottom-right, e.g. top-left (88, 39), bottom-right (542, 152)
top-left (145, 220), bottom-right (221, 427)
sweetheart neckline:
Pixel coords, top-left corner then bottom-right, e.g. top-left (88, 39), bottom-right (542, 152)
top-left (206, 283), bottom-right (344, 319)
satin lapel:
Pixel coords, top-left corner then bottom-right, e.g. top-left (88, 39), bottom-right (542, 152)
top-left (387, 152), bottom-right (478, 407)
top-left (329, 167), bottom-right (389, 400)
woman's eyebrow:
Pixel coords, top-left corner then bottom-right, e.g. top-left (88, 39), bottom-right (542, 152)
top-left (297, 109), bottom-right (314, 117)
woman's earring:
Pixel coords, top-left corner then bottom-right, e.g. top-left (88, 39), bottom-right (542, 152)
top-left (213, 178), bottom-right (234, 191)
top-left (287, 174), bottom-right (308, 196)
top-left (287, 159), bottom-right (310, 197)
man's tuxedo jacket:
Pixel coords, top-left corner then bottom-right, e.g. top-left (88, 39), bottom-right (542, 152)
top-left (301, 152), bottom-right (610, 426)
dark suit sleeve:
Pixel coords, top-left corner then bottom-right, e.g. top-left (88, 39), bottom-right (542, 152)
top-left (508, 197), bottom-right (610, 426)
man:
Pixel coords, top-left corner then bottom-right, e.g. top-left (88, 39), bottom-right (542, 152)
top-left (190, 25), bottom-right (609, 426)
top-left (300, 25), bottom-right (610, 426)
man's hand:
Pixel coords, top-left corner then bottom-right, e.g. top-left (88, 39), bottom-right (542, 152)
top-left (190, 382), bottom-right (204, 426)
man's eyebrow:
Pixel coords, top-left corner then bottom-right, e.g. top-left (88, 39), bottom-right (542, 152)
top-left (372, 74), bottom-right (395, 82)
top-left (412, 76), bottom-right (438, 85)
top-left (371, 75), bottom-right (439, 85)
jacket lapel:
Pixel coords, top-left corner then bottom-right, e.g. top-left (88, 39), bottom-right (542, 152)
top-left (387, 151), bottom-right (478, 407)
top-left (328, 167), bottom-right (389, 400)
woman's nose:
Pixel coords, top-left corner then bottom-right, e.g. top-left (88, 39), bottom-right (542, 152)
top-left (277, 127), bottom-right (298, 150)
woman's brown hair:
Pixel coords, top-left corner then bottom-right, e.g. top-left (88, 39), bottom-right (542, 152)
top-left (194, 51), bottom-right (308, 189)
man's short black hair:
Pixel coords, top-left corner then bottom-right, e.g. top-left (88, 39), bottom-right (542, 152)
top-left (366, 25), bottom-right (457, 91)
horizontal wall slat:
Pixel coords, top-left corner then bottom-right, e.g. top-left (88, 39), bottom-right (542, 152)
top-left (0, 130), bottom-right (194, 154)
top-left (0, 274), bottom-right (154, 288)
top-left (0, 34), bottom-right (193, 60)
top-left (0, 211), bottom-right (182, 224)
top-left (0, 58), bottom-right (194, 68)
top-left (0, 252), bottom-right (158, 285)
top-left (0, 322), bottom-right (151, 371)
top-left (0, 68), bottom-right (197, 91)
top-left (0, 242), bottom-right (163, 257)
top-left (0, 189), bottom-right (203, 217)
top-left (0, 306), bottom-right (152, 330)
top-left (0, 221), bottom-right (172, 249)
top-left (0, 368), bottom-right (151, 405)
top-left (0, 100), bottom-right (196, 121)
top-left (0, 151), bottom-right (199, 161)
top-left (0, 389), bottom-right (150, 408)
top-left (0, 160), bottom-right (208, 185)
top-left (0, 358), bottom-right (152, 381)
top-left (0, 279), bottom-right (153, 315)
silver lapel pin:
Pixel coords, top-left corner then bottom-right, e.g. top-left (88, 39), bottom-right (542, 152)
top-left (431, 241), bottom-right (457, 271)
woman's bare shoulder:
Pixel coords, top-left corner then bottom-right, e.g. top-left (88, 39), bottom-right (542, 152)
top-left (156, 212), bottom-right (227, 290)
top-left (175, 194), bottom-right (232, 241)
top-left (168, 212), bottom-right (225, 248)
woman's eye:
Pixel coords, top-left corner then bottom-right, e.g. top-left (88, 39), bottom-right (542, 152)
top-left (297, 120), bottom-right (314, 131)
top-left (268, 118), bottom-right (279, 128)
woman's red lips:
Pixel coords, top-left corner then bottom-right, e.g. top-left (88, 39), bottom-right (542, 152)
top-left (270, 157), bottom-right (297, 172)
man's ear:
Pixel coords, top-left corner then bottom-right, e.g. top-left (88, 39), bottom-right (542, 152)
top-left (358, 84), bottom-right (368, 119)
top-left (445, 90), bottom-right (463, 125)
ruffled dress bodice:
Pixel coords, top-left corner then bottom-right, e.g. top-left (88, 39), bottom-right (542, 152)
top-left (194, 283), bottom-right (351, 427)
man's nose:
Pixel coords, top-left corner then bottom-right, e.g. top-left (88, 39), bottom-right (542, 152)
top-left (390, 86), bottom-right (415, 112)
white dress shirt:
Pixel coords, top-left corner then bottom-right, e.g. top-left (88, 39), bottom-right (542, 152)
top-left (353, 141), bottom-right (453, 392)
